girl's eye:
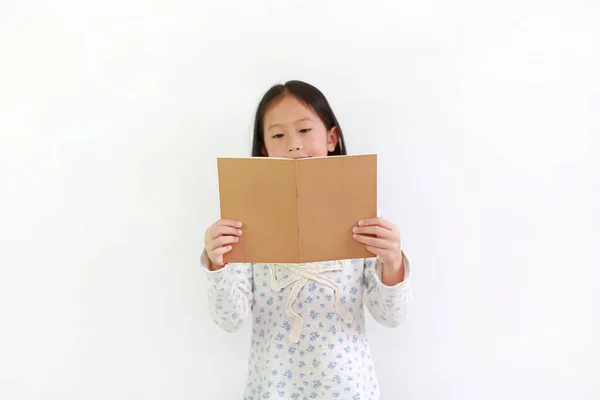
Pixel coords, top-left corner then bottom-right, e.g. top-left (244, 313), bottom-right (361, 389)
top-left (299, 128), bottom-right (312, 134)
top-left (272, 133), bottom-right (284, 139)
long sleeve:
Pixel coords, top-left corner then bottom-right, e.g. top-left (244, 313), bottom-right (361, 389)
top-left (200, 249), bottom-right (254, 332)
top-left (363, 253), bottom-right (412, 328)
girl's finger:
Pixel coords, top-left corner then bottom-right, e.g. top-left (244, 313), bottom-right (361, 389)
top-left (210, 225), bottom-right (243, 241)
top-left (221, 219), bottom-right (243, 227)
top-left (357, 217), bottom-right (395, 230)
top-left (365, 245), bottom-right (389, 256)
top-left (205, 220), bottom-right (242, 242)
top-left (210, 219), bottom-right (243, 230)
top-left (352, 225), bottom-right (395, 239)
top-left (211, 245), bottom-right (233, 256)
top-left (210, 235), bottom-right (239, 250)
top-left (353, 233), bottom-right (390, 249)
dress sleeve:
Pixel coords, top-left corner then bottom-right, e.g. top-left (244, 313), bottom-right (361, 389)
top-left (363, 252), bottom-right (412, 327)
top-left (200, 249), bottom-right (254, 332)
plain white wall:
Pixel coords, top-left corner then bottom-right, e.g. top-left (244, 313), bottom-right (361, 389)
top-left (1, 1), bottom-right (599, 399)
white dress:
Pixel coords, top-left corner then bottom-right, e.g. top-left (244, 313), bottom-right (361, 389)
top-left (201, 250), bottom-right (411, 400)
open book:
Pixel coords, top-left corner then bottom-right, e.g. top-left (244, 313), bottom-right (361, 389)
top-left (217, 154), bottom-right (377, 263)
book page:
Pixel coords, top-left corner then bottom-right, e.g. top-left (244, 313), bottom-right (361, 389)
top-left (296, 155), bottom-right (377, 262)
top-left (217, 158), bottom-right (299, 263)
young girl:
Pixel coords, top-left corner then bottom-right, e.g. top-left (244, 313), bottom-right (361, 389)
top-left (202, 81), bottom-right (411, 400)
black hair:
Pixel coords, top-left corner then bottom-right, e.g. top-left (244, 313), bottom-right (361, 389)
top-left (251, 80), bottom-right (347, 157)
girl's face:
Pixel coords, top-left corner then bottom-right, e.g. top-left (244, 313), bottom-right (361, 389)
top-left (262, 95), bottom-right (339, 159)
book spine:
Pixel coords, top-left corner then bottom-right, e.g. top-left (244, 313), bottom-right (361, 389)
top-left (296, 162), bottom-right (301, 263)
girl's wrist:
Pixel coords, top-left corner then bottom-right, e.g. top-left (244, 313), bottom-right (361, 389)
top-left (381, 253), bottom-right (404, 271)
top-left (208, 260), bottom-right (225, 271)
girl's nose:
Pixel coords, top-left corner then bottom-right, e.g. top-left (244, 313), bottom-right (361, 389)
top-left (286, 136), bottom-right (302, 152)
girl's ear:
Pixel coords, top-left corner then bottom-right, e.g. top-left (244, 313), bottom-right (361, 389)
top-left (261, 144), bottom-right (268, 157)
top-left (327, 127), bottom-right (339, 152)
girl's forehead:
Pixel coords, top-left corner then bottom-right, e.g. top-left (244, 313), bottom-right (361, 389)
top-left (264, 95), bottom-right (318, 126)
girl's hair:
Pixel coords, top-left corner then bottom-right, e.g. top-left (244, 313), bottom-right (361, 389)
top-left (251, 80), bottom-right (347, 157)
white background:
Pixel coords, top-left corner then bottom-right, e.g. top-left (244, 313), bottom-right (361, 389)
top-left (1, 1), bottom-right (599, 399)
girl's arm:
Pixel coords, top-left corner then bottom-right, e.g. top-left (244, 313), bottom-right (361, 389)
top-left (200, 249), bottom-right (254, 333)
top-left (363, 253), bottom-right (411, 328)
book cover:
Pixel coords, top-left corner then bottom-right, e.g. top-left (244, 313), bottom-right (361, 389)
top-left (217, 154), bottom-right (377, 263)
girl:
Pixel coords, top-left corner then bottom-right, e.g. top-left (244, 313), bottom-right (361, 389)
top-left (202, 81), bottom-right (411, 400)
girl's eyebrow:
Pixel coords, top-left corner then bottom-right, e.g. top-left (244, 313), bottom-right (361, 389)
top-left (267, 118), bottom-right (314, 130)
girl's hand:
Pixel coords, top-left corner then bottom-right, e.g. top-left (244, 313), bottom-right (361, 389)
top-left (204, 219), bottom-right (243, 269)
top-left (352, 217), bottom-right (405, 282)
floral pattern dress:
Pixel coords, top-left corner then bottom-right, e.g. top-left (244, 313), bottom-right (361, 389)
top-left (201, 250), bottom-right (411, 400)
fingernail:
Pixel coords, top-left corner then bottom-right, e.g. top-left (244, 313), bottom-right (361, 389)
top-left (236, 221), bottom-right (242, 227)
top-left (353, 234), bottom-right (357, 238)
top-left (352, 227), bottom-right (358, 233)
top-left (237, 230), bottom-right (243, 235)
top-left (358, 220), bottom-right (364, 226)
top-left (235, 237), bottom-right (239, 242)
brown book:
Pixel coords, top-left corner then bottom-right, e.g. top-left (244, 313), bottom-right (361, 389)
top-left (217, 154), bottom-right (377, 264)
